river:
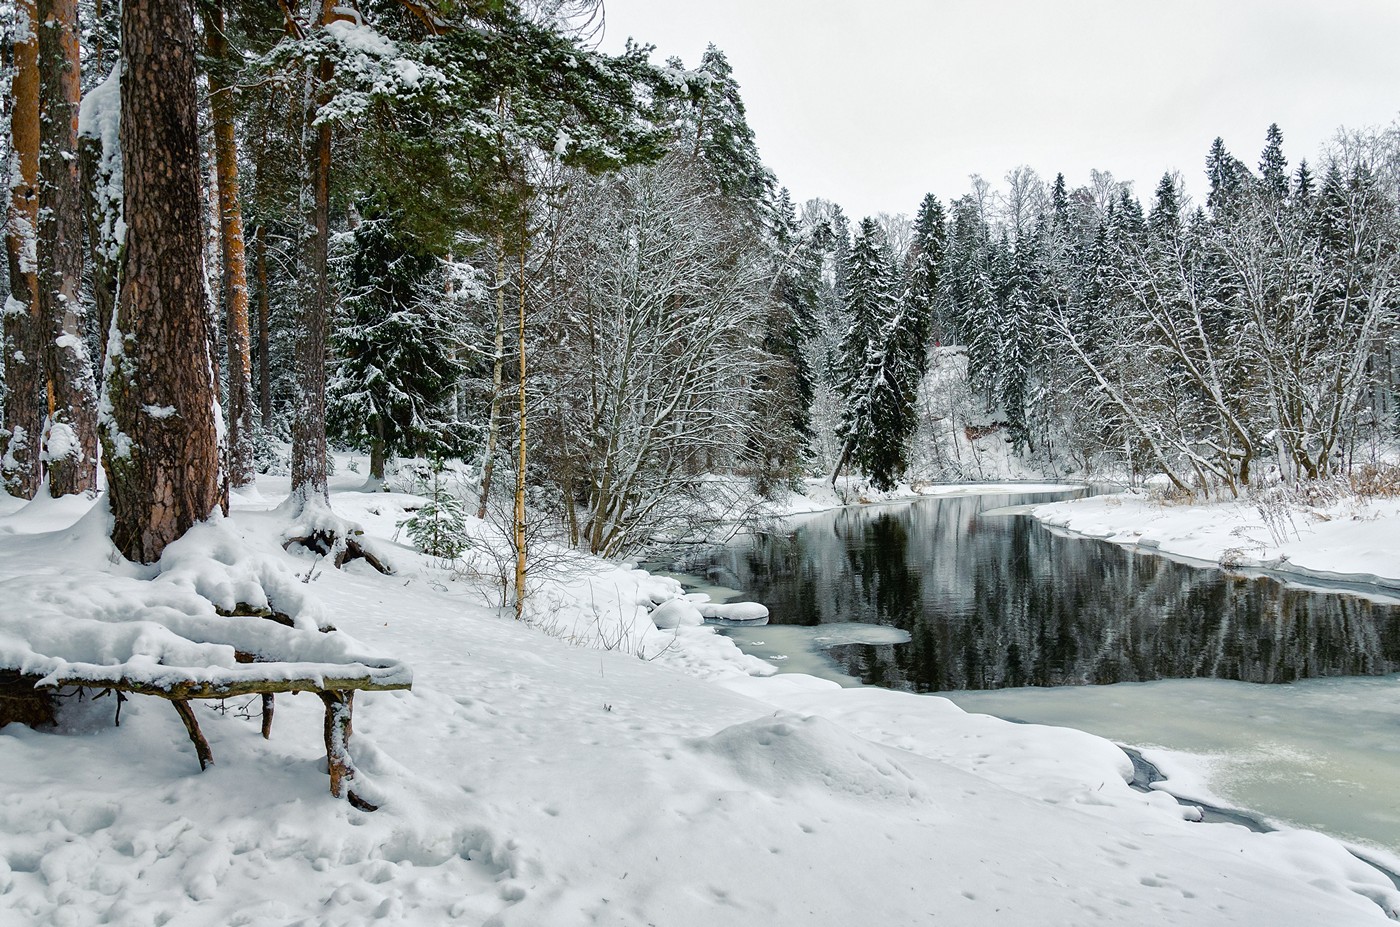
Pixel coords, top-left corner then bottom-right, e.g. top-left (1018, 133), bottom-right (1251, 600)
top-left (656, 488), bottom-right (1400, 860)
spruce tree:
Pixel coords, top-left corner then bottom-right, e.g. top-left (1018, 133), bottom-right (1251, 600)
top-left (672, 44), bottom-right (775, 211)
top-left (1291, 159), bottom-right (1314, 208)
top-left (832, 218), bottom-right (923, 490)
top-left (1205, 137), bottom-right (1250, 220)
top-left (327, 209), bottom-right (465, 483)
top-left (750, 187), bottom-right (821, 490)
top-left (1148, 172), bottom-right (1181, 239)
top-left (903, 193), bottom-right (946, 368)
top-left (1259, 123), bottom-right (1288, 200)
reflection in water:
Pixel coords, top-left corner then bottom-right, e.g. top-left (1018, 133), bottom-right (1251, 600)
top-left (684, 493), bottom-right (1400, 692)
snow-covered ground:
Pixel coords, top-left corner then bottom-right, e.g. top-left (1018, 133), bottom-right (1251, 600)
top-left (2, 476), bottom-right (1398, 925)
top-left (1029, 489), bottom-right (1400, 592)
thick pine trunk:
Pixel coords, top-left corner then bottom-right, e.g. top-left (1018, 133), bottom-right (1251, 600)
top-left (37, 0), bottom-right (99, 497)
top-left (102, 0), bottom-right (223, 563)
top-left (203, 2), bottom-right (256, 490)
top-left (2, 0), bottom-right (43, 499)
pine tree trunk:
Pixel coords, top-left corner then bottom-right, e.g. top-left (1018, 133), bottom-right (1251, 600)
top-left (102, 0), bottom-right (223, 563)
top-left (255, 222), bottom-right (272, 425)
top-left (203, 1), bottom-right (255, 491)
top-left (37, 0), bottom-right (99, 497)
top-left (289, 3), bottom-right (342, 510)
top-left (1, 0), bottom-right (43, 499)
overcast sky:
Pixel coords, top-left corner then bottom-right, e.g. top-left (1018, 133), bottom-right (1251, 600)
top-left (598, 0), bottom-right (1400, 220)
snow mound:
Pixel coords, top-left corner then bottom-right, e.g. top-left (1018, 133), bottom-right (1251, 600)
top-left (649, 597), bottom-right (704, 629)
top-left (692, 712), bottom-right (925, 803)
top-left (696, 601), bottom-right (769, 623)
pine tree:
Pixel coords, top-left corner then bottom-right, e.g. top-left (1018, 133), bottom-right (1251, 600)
top-left (202, 0), bottom-right (257, 492)
top-left (672, 44), bottom-right (774, 211)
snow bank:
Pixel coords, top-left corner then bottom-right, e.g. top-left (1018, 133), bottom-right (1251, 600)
top-left (1031, 490), bottom-right (1400, 590)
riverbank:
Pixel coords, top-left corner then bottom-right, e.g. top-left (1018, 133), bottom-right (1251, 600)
top-left (767, 475), bottom-right (1089, 517)
top-left (2, 479), bottom-right (1397, 925)
top-left (1028, 489), bottom-right (1400, 591)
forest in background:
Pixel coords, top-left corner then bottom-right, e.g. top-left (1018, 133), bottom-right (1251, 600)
top-left (2, 0), bottom-right (1399, 583)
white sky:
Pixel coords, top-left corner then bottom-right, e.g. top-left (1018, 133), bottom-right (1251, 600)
top-left (599, 0), bottom-right (1400, 220)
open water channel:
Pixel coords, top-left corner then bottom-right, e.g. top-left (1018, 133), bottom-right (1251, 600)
top-left (656, 488), bottom-right (1400, 861)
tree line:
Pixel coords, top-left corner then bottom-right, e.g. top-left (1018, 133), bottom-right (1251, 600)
top-left (923, 127), bottom-right (1400, 494)
top-left (2, 0), bottom-right (1397, 599)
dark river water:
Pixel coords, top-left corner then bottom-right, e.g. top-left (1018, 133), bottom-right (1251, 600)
top-left (671, 491), bottom-right (1400, 692)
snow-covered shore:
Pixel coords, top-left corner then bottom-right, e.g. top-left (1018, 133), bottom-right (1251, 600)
top-left (1028, 490), bottom-right (1400, 592)
top-left (2, 480), bottom-right (1397, 925)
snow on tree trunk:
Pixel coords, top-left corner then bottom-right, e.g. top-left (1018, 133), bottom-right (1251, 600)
top-left (101, 0), bottom-right (223, 563)
top-left (204, 1), bottom-right (256, 491)
top-left (2, 0), bottom-right (43, 500)
top-left (37, 0), bottom-right (99, 497)
top-left (77, 64), bottom-right (122, 374)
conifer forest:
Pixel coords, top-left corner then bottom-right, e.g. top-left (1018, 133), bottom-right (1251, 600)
top-left (3, 1), bottom-right (1399, 562)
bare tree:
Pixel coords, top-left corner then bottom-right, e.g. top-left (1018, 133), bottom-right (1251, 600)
top-left (534, 155), bottom-right (770, 557)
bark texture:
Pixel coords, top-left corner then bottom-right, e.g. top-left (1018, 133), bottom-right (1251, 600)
top-left (37, 0), bottom-right (99, 496)
top-left (203, 1), bottom-right (256, 490)
top-left (2, 0), bottom-right (43, 499)
top-left (102, 0), bottom-right (223, 563)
